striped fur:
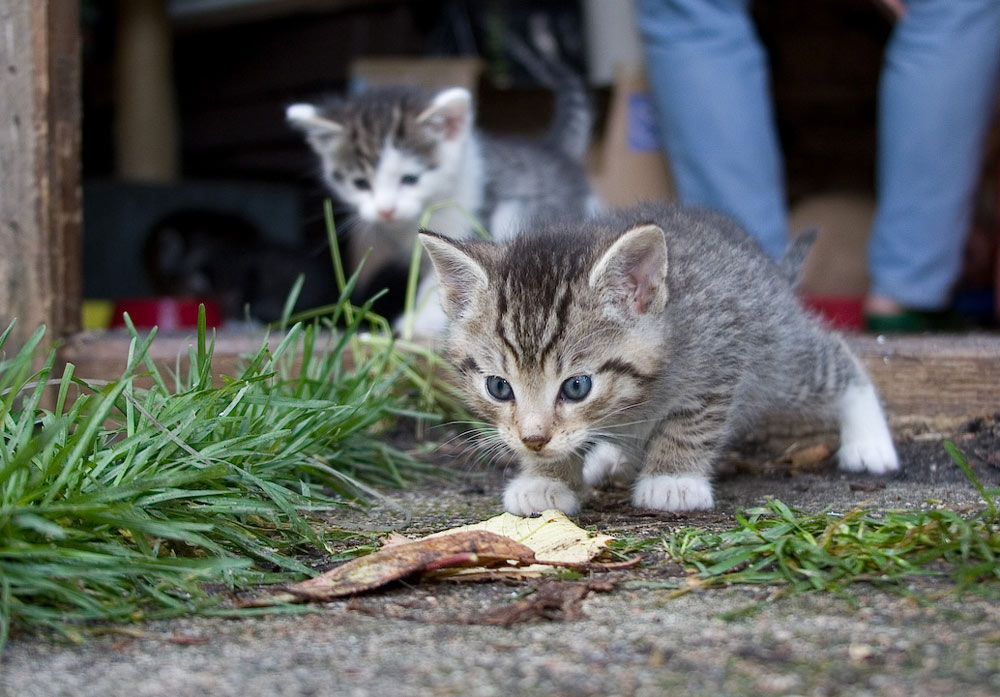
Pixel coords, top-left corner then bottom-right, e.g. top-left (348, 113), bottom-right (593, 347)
top-left (421, 203), bottom-right (899, 516)
top-left (287, 80), bottom-right (597, 334)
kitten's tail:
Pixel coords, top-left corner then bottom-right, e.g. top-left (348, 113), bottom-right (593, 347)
top-left (778, 228), bottom-right (819, 287)
top-left (504, 17), bottom-right (593, 162)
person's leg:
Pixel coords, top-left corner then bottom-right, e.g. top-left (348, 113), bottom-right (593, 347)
top-left (636, 0), bottom-right (788, 259)
top-left (868, 0), bottom-right (1000, 315)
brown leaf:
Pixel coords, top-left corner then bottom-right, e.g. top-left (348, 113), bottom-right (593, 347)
top-left (239, 530), bottom-right (539, 607)
top-left (425, 509), bottom-right (615, 579)
top-left (167, 634), bottom-right (211, 646)
top-left (849, 481), bottom-right (887, 492)
top-left (381, 532), bottom-right (414, 548)
top-left (464, 581), bottom-right (616, 627)
top-left (781, 443), bottom-right (832, 468)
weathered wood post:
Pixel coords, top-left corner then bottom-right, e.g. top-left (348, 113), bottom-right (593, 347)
top-left (0, 1), bottom-right (82, 350)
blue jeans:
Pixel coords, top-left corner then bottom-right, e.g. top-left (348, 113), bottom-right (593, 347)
top-left (637, 0), bottom-right (1000, 309)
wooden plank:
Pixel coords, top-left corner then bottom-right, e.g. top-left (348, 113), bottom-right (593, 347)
top-left (61, 330), bottom-right (1000, 433)
top-left (849, 333), bottom-right (1000, 430)
top-left (60, 330), bottom-right (282, 388)
top-left (0, 1), bottom-right (82, 349)
top-left (114, 0), bottom-right (179, 181)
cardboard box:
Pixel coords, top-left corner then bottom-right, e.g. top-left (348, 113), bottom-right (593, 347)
top-left (588, 64), bottom-right (674, 207)
top-left (789, 193), bottom-right (874, 298)
top-left (350, 57), bottom-right (484, 95)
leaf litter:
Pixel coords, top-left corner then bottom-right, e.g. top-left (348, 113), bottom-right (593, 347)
top-left (239, 510), bottom-right (636, 608)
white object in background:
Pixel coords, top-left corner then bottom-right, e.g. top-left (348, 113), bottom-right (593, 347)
top-left (582, 0), bottom-right (642, 86)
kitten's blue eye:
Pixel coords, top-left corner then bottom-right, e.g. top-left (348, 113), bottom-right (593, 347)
top-left (353, 178), bottom-right (371, 190)
top-left (560, 375), bottom-right (592, 401)
top-left (400, 174), bottom-right (420, 185)
top-left (485, 376), bottom-right (514, 401)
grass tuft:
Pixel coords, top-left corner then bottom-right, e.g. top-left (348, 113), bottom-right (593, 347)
top-left (0, 265), bottom-right (441, 648)
top-left (660, 442), bottom-right (999, 601)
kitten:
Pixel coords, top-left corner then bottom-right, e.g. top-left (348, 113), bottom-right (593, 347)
top-left (419, 203), bottom-right (899, 516)
top-left (286, 69), bottom-right (596, 334)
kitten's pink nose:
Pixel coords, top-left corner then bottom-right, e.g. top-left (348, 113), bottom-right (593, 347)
top-left (521, 434), bottom-right (550, 452)
top-left (377, 207), bottom-right (395, 221)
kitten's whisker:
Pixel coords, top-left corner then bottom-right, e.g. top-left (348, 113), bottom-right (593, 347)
top-left (588, 403), bottom-right (654, 430)
top-left (436, 419), bottom-right (492, 430)
top-left (588, 430), bottom-right (642, 451)
top-left (436, 427), bottom-right (493, 449)
top-left (594, 417), bottom-right (659, 432)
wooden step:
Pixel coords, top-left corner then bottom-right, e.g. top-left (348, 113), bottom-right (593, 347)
top-left (60, 330), bottom-right (999, 432)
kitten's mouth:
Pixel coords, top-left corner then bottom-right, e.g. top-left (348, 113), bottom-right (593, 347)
top-left (517, 446), bottom-right (568, 463)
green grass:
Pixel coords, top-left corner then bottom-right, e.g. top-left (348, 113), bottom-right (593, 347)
top-left (0, 245), bottom-right (448, 648)
top-left (617, 444), bottom-right (999, 603)
top-left (279, 200), bottom-right (467, 423)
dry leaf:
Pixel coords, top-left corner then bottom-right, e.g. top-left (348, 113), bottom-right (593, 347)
top-left (239, 510), bottom-right (630, 607)
top-left (461, 581), bottom-right (602, 626)
top-left (783, 443), bottom-right (832, 467)
top-left (239, 530), bottom-right (541, 607)
top-left (425, 509), bottom-right (615, 580)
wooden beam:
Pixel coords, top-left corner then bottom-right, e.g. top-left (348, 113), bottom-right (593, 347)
top-left (0, 0), bottom-right (83, 349)
top-left (850, 334), bottom-right (1000, 431)
top-left (114, 0), bottom-right (179, 181)
top-left (60, 330), bottom-right (282, 388)
top-left (61, 330), bottom-right (1000, 433)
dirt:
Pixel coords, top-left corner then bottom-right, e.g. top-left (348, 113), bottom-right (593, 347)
top-left (2, 416), bottom-right (999, 697)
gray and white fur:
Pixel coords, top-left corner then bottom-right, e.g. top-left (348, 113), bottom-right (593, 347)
top-left (286, 62), bottom-right (597, 335)
top-left (420, 203), bottom-right (899, 516)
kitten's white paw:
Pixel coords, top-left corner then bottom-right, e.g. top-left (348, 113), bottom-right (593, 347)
top-left (632, 475), bottom-right (714, 511)
top-left (583, 442), bottom-right (634, 489)
top-left (503, 476), bottom-right (580, 516)
top-left (839, 439), bottom-right (899, 475)
top-left (838, 383), bottom-right (899, 474)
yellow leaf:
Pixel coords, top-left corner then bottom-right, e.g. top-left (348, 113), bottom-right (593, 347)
top-left (425, 509), bottom-right (615, 580)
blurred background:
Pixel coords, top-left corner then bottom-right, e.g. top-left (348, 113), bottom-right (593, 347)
top-left (78, 0), bottom-right (999, 328)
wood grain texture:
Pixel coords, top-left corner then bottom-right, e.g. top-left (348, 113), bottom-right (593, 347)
top-left (848, 334), bottom-right (1000, 429)
top-left (61, 330), bottom-right (1000, 433)
top-left (59, 330), bottom-right (282, 389)
top-left (0, 1), bottom-right (82, 349)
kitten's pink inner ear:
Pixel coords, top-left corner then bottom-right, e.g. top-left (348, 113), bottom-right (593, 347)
top-left (589, 223), bottom-right (669, 316)
top-left (627, 241), bottom-right (668, 314)
top-left (417, 88), bottom-right (471, 141)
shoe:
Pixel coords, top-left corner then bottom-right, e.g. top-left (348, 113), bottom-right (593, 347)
top-left (864, 308), bottom-right (965, 333)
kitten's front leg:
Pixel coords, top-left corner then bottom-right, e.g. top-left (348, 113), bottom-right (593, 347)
top-left (836, 382), bottom-right (899, 475)
top-left (583, 441), bottom-right (634, 489)
top-left (633, 402), bottom-right (730, 512)
top-left (503, 457), bottom-right (584, 516)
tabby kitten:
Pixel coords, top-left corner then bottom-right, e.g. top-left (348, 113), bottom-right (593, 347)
top-left (286, 76), bottom-right (596, 334)
top-left (420, 203), bottom-right (899, 515)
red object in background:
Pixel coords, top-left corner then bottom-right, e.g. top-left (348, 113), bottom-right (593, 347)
top-left (801, 295), bottom-right (865, 331)
top-left (111, 298), bottom-right (222, 330)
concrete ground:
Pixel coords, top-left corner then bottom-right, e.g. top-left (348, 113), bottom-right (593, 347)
top-left (2, 417), bottom-right (999, 697)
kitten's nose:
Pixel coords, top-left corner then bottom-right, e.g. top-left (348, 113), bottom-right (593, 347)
top-left (377, 207), bottom-right (395, 221)
top-left (521, 434), bottom-right (550, 452)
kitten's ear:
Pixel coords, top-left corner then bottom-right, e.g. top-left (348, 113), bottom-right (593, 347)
top-left (417, 88), bottom-right (472, 141)
top-left (418, 231), bottom-right (488, 321)
top-left (589, 224), bottom-right (669, 317)
top-left (286, 103), bottom-right (343, 150)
